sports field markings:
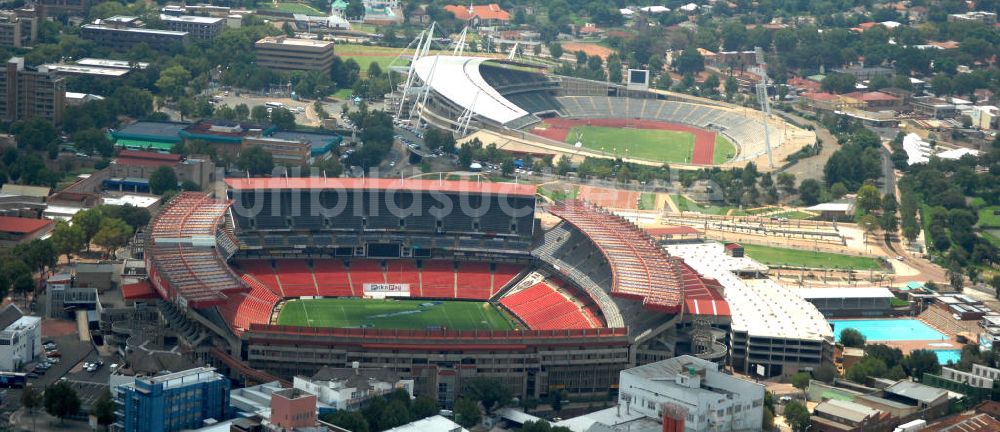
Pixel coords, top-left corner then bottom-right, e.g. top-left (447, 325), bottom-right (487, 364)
top-left (564, 125), bottom-right (696, 163)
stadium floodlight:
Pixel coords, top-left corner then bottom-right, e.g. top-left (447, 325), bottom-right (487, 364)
top-left (754, 46), bottom-right (774, 168)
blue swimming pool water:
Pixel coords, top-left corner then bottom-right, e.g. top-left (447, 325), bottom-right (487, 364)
top-left (828, 319), bottom-right (947, 342)
top-left (933, 349), bottom-right (961, 365)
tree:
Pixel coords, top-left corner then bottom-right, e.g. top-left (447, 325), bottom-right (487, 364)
top-left (44, 381), bottom-right (81, 424)
top-left (91, 390), bottom-right (116, 431)
top-left (905, 349), bottom-right (942, 381)
top-left (92, 218), bottom-right (133, 256)
top-left (72, 208), bottom-right (104, 249)
top-left (453, 397), bottom-right (481, 428)
top-left (22, 385), bottom-right (40, 431)
top-left (881, 193), bottom-right (899, 232)
top-left (11, 118), bottom-right (57, 151)
top-left (281, 21), bottom-right (295, 37)
top-left (783, 401), bottom-right (811, 432)
top-left (674, 49), bottom-right (704, 75)
top-left (840, 328), bottom-right (866, 347)
top-left (466, 377), bottom-right (512, 414)
top-left (821, 73), bottom-right (857, 94)
top-left (377, 399), bottom-right (411, 430)
top-left (549, 42), bottom-right (563, 60)
top-left (149, 166), bottom-right (179, 195)
top-left (269, 107), bottom-right (296, 130)
top-left (724, 76), bottom-right (739, 100)
top-left (321, 410), bottom-right (369, 432)
top-left (813, 364), bottom-right (838, 383)
top-left (345, 0), bottom-right (364, 20)
top-left (424, 128), bottom-right (456, 153)
top-left (521, 421), bottom-right (573, 432)
top-left (251, 105), bottom-right (270, 124)
top-left (947, 261), bottom-right (964, 291)
top-left (830, 182), bottom-right (848, 199)
top-left (777, 172), bottom-right (796, 192)
top-left (367, 61), bottom-right (383, 79)
top-left (856, 184), bottom-right (882, 214)
top-left (411, 396), bottom-right (437, 420)
top-left (50, 222), bottom-right (85, 262)
top-left (155, 65), bottom-right (191, 100)
top-left (791, 371), bottom-right (811, 396)
top-left (703, 74), bottom-right (720, 94)
top-left (238, 145), bottom-right (275, 176)
top-left (799, 179), bottom-right (822, 205)
top-left (73, 128), bottom-right (114, 157)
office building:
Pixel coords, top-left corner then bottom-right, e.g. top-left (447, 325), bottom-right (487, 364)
top-left (293, 366), bottom-right (414, 411)
top-left (0, 304), bottom-right (42, 371)
top-left (80, 24), bottom-right (188, 51)
top-left (270, 388), bottom-right (317, 429)
top-left (0, 8), bottom-right (37, 48)
top-left (617, 355), bottom-right (765, 431)
top-left (159, 14), bottom-right (224, 39)
top-left (0, 57), bottom-right (65, 125)
top-left (113, 367), bottom-right (230, 432)
top-left (254, 36), bottom-right (335, 73)
top-left (35, 0), bottom-right (95, 17)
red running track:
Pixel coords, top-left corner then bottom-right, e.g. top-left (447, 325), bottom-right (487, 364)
top-left (531, 118), bottom-right (717, 165)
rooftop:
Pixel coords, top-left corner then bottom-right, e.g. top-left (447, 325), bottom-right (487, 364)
top-left (443, 3), bottom-right (511, 21)
top-left (665, 242), bottom-right (833, 341)
top-left (113, 121), bottom-right (190, 142)
top-left (224, 177), bottom-right (537, 197)
top-left (796, 287), bottom-right (895, 299)
top-left (255, 36), bottom-right (334, 48)
top-left (815, 399), bottom-right (880, 423)
top-left (886, 380), bottom-right (948, 404)
top-left (413, 55), bottom-right (529, 125)
top-left (0, 216), bottom-right (53, 235)
top-left (81, 24), bottom-right (188, 36)
top-left (76, 58), bottom-right (149, 69)
top-left (39, 64), bottom-right (130, 77)
top-left (159, 14), bottom-right (224, 24)
top-left (384, 415), bottom-right (469, 432)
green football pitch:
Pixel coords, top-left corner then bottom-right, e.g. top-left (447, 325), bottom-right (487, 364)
top-left (277, 298), bottom-right (515, 331)
top-left (565, 125), bottom-right (695, 163)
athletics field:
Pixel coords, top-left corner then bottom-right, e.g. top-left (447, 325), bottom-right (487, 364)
top-left (277, 298), bottom-right (515, 331)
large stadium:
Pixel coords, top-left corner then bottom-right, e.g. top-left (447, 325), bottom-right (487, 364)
top-left (143, 180), bottom-right (776, 405)
top-left (143, 176), bottom-right (836, 405)
top-left (396, 55), bottom-right (816, 168)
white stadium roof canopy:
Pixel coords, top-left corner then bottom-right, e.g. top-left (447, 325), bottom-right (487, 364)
top-left (413, 55), bottom-right (529, 125)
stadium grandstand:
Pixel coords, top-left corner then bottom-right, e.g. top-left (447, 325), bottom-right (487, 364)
top-left (397, 55), bottom-right (814, 168)
top-left (139, 180), bottom-right (784, 406)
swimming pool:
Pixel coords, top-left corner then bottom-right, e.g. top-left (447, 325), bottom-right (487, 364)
top-left (828, 319), bottom-right (947, 342)
top-left (933, 349), bottom-right (961, 365)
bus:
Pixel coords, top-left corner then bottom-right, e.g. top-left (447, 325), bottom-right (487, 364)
top-left (264, 101), bottom-right (284, 109)
top-left (0, 372), bottom-right (26, 388)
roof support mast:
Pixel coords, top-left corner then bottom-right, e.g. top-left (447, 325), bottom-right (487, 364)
top-left (454, 26), bottom-right (469, 56)
top-left (395, 26), bottom-right (428, 119)
top-left (754, 46), bottom-right (774, 169)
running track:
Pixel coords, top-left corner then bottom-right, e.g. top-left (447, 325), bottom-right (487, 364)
top-left (531, 118), bottom-right (717, 165)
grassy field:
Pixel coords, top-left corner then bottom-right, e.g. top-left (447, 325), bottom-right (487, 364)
top-left (537, 186), bottom-right (579, 202)
top-left (713, 136), bottom-right (736, 164)
top-left (334, 44), bottom-right (410, 77)
top-left (978, 206), bottom-right (1000, 228)
top-left (262, 2), bottom-right (326, 16)
top-left (638, 193), bottom-right (657, 210)
top-left (742, 244), bottom-right (882, 270)
top-left (277, 298), bottom-right (514, 331)
top-left (565, 126), bottom-right (695, 163)
top-left (771, 210), bottom-right (816, 220)
top-left (674, 195), bottom-right (734, 215)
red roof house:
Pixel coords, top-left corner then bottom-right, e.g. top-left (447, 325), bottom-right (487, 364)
top-left (0, 216), bottom-right (55, 248)
top-left (444, 4), bottom-right (511, 26)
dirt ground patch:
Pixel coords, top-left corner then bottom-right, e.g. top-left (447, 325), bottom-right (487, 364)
top-left (42, 319), bottom-right (78, 338)
top-left (560, 42), bottom-right (615, 60)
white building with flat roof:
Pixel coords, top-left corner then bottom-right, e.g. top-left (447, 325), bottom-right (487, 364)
top-left (292, 366), bottom-right (413, 411)
top-left (617, 355), bottom-right (765, 432)
top-left (0, 304), bottom-right (42, 371)
top-left (666, 242), bottom-right (834, 378)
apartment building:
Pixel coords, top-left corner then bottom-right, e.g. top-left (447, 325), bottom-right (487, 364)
top-left (254, 36), bottom-right (335, 73)
top-left (80, 21), bottom-right (188, 51)
top-left (158, 14), bottom-right (225, 39)
top-left (0, 8), bottom-right (37, 48)
top-left (0, 57), bottom-right (66, 125)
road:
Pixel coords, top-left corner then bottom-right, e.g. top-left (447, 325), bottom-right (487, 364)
top-left (774, 110), bottom-right (841, 182)
top-left (880, 146), bottom-right (897, 197)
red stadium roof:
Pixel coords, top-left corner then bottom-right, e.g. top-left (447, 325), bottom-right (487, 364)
top-left (549, 200), bottom-right (684, 313)
top-left (224, 177), bottom-right (537, 197)
top-left (146, 193), bottom-right (245, 307)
